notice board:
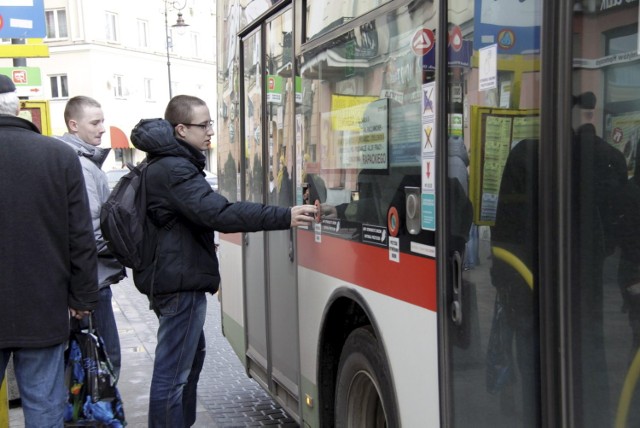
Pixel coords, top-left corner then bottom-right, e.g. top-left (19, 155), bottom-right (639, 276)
top-left (469, 106), bottom-right (539, 225)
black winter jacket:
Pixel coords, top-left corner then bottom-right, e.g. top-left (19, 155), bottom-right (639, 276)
top-left (130, 119), bottom-right (291, 296)
top-left (0, 114), bottom-right (98, 348)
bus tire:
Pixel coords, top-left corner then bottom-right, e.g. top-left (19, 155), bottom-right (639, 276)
top-left (335, 326), bottom-right (398, 428)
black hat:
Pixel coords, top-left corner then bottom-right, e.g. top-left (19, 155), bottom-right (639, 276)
top-left (0, 74), bottom-right (16, 94)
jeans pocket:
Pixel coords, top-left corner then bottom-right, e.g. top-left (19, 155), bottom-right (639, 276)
top-left (154, 293), bottom-right (180, 316)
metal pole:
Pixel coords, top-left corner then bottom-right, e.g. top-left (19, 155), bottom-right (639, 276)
top-left (164, 0), bottom-right (172, 99)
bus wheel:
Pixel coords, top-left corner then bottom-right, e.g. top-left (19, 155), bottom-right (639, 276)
top-left (335, 326), bottom-right (398, 428)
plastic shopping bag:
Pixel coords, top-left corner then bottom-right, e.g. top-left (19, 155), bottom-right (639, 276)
top-left (64, 316), bottom-right (126, 427)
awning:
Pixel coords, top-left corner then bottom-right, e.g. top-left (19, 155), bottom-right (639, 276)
top-left (110, 126), bottom-right (130, 149)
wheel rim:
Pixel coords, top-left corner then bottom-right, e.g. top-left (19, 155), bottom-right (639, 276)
top-left (346, 369), bottom-right (387, 428)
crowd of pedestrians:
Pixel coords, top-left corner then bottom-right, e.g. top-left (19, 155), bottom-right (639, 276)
top-left (0, 76), bottom-right (317, 428)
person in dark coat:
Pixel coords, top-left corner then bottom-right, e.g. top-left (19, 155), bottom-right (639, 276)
top-left (130, 94), bottom-right (317, 428)
top-left (489, 98), bottom-right (629, 427)
top-left (0, 74), bottom-right (99, 426)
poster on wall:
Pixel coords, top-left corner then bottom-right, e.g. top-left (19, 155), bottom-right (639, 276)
top-left (469, 106), bottom-right (539, 225)
top-left (328, 96), bottom-right (389, 170)
top-left (478, 44), bottom-right (497, 91)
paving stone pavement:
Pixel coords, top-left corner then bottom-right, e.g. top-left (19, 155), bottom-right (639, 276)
top-left (9, 272), bottom-right (298, 427)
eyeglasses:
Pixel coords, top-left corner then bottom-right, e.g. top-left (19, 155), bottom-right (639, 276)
top-left (182, 120), bottom-right (215, 131)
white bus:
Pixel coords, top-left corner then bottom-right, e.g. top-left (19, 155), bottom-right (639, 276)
top-left (215, 0), bottom-right (640, 426)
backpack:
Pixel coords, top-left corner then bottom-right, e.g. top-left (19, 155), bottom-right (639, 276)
top-left (100, 159), bottom-right (157, 270)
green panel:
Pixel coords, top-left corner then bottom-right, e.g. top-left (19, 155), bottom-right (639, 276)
top-left (0, 67), bottom-right (42, 85)
top-left (222, 312), bottom-right (246, 365)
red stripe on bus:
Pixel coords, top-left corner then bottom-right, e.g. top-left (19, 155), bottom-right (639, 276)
top-left (297, 230), bottom-right (437, 311)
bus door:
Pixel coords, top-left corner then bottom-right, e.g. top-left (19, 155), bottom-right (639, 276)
top-left (441, 1), bottom-right (542, 427)
top-left (442, 1), bottom-right (640, 427)
top-left (240, 25), bottom-right (269, 388)
top-left (263, 7), bottom-right (302, 416)
top-left (240, 5), bottom-right (301, 416)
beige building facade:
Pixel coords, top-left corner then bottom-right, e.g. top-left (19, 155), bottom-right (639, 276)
top-left (1, 0), bottom-right (218, 172)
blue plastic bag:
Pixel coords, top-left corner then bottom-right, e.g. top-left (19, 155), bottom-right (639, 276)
top-left (64, 316), bottom-right (126, 427)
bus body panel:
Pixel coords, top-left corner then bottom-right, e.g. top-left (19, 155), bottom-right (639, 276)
top-left (218, 234), bottom-right (246, 361)
top-left (298, 265), bottom-right (441, 427)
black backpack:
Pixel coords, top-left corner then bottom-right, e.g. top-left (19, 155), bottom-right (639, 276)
top-left (100, 159), bottom-right (157, 270)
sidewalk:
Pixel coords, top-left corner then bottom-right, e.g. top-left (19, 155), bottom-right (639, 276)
top-left (9, 276), bottom-right (218, 428)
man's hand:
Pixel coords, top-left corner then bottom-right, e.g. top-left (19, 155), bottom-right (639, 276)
top-left (320, 203), bottom-right (338, 218)
top-left (69, 308), bottom-right (91, 320)
top-left (290, 204), bottom-right (318, 227)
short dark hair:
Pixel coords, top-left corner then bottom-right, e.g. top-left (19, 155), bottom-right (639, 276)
top-left (164, 95), bottom-right (207, 126)
top-left (64, 96), bottom-right (101, 129)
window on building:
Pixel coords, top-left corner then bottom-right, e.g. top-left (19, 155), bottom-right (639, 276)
top-left (137, 19), bottom-right (148, 48)
top-left (604, 25), bottom-right (639, 104)
top-left (113, 75), bottom-right (124, 98)
top-left (190, 32), bottom-right (199, 57)
top-left (106, 12), bottom-right (119, 42)
top-left (144, 78), bottom-right (153, 101)
top-left (45, 9), bottom-right (68, 39)
top-left (50, 75), bottom-right (68, 99)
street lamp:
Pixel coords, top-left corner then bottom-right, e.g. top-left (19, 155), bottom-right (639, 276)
top-left (165, 0), bottom-right (189, 99)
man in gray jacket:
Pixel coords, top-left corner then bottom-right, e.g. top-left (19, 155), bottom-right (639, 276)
top-left (0, 75), bottom-right (98, 426)
top-left (58, 96), bottom-right (125, 377)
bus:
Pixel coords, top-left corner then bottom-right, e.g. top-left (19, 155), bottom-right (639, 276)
top-left (214, 0), bottom-right (640, 426)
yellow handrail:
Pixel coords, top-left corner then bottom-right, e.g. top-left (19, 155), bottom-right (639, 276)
top-left (616, 348), bottom-right (640, 428)
top-left (491, 246), bottom-right (534, 290)
top-left (490, 245), bottom-right (640, 427)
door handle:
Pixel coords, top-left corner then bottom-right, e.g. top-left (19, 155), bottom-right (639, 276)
top-left (244, 234), bottom-right (249, 247)
top-left (450, 251), bottom-right (463, 326)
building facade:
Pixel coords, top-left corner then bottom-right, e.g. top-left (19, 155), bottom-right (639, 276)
top-left (1, 0), bottom-right (218, 172)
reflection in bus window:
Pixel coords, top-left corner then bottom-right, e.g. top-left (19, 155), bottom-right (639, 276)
top-left (572, 2), bottom-right (640, 427)
top-left (300, 5), bottom-right (435, 246)
top-left (446, 0), bottom-right (542, 426)
top-left (305, 0), bottom-right (390, 41)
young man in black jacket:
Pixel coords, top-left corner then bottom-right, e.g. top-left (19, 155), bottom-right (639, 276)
top-left (0, 74), bottom-right (98, 426)
top-left (130, 94), bottom-right (316, 428)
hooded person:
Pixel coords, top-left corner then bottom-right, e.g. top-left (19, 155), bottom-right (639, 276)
top-left (129, 94), bottom-right (316, 428)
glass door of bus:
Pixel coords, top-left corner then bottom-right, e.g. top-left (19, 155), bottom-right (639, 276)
top-left (567, 2), bottom-right (640, 426)
top-left (241, 26), bottom-right (269, 385)
top-left (442, 1), bottom-right (542, 426)
top-left (263, 7), bottom-right (302, 415)
top-left (240, 5), bottom-right (301, 415)
top-left (442, 1), bottom-right (640, 427)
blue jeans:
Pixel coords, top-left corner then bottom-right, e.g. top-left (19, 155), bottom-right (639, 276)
top-left (0, 343), bottom-right (67, 428)
top-left (149, 291), bottom-right (207, 428)
top-left (93, 286), bottom-right (121, 379)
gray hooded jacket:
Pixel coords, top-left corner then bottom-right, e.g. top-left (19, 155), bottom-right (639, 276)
top-left (58, 133), bottom-right (125, 288)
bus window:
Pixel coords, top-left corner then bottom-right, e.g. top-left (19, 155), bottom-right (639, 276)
top-left (305, 0), bottom-right (392, 41)
top-left (300, 12), bottom-right (431, 247)
top-left (572, 2), bottom-right (640, 427)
